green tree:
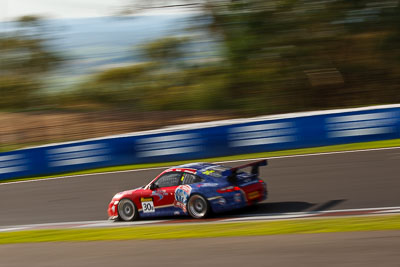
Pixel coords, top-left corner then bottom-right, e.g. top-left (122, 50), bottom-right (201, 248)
top-left (189, 0), bottom-right (400, 112)
top-left (128, 0), bottom-right (400, 113)
top-left (0, 16), bottom-right (62, 109)
top-left (142, 37), bottom-right (188, 66)
top-left (76, 35), bottom-right (229, 111)
top-left (0, 77), bottom-right (40, 109)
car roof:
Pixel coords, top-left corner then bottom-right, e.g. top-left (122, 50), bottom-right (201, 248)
top-left (174, 162), bottom-right (220, 172)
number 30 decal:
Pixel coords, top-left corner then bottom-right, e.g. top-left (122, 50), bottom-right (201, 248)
top-left (141, 197), bottom-right (155, 213)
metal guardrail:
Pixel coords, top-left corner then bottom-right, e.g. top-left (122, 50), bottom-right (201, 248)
top-left (1, 104), bottom-right (399, 180)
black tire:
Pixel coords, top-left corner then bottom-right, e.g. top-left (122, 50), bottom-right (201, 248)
top-left (187, 194), bottom-right (210, 219)
top-left (118, 198), bottom-right (138, 221)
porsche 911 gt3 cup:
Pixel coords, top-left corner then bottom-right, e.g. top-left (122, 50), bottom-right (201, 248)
top-left (108, 159), bottom-right (268, 220)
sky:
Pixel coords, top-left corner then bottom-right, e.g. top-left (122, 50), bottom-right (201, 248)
top-left (0, 0), bottom-right (193, 21)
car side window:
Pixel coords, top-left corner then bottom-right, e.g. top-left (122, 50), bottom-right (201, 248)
top-left (181, 173), bottom-right (203, 185)
top-left (154, 172), bottom-right (181, 188)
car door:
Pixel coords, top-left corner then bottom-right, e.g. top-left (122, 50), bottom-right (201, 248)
top-left (140, 171), bottom-right (182, 217)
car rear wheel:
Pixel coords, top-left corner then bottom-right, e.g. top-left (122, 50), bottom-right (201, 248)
top-left (187, 194), bottom-right (210, 219)
top-left (118, 199), bottom-right (138, 221)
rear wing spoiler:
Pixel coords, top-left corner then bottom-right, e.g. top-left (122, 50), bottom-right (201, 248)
top-left (222, 159), bottom-right (268, 184)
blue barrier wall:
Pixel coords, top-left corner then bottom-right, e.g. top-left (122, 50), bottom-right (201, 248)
top-left (1, 104), bottom-right (400, 180)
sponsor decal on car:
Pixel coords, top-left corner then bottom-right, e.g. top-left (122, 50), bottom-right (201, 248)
top-left (151, 190), bottom-right (168, 200)
top-left (196, 183), bottom-right (219, 187)
top-left (202, 170), bottom-right (215, 175)
top-left (234, 193), bottom-right (242, 203)
top-left (247, 191), bottom-right (260, 200)
top-left (218, 198), bottom-right (227, 205)
top-left (174, 185), bottom-right (192, 212)
top-left (141, 197), bottom-right (155, 213)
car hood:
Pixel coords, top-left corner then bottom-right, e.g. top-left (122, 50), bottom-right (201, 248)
top-left (112, 187), bottom-right (144, 200)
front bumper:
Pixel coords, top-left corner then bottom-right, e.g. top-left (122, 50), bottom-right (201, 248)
top-left (107, 200), bottom-right (119, 219)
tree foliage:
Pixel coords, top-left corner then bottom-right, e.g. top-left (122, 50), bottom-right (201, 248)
top-left (0, 76), bottom-right (40, 108)
top-left (0, 37), bottom-right (61, 75)
top-left (77, 0), bottom-right (400, 114)
top-left (0, 16), bottom-right (63, 109)
top-left (142, 37), bottom-right (188, 65)
top-left (192, 0), bottom-right (400, 113)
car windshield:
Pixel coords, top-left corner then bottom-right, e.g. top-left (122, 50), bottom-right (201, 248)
top-left (201, 165), bottom-right (230, 178)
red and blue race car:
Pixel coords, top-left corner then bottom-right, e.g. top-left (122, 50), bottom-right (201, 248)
top-left (108, 159), bottom-right (268, 220)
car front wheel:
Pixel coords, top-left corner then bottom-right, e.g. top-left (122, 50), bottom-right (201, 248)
top-left (118, 198), bottom-right (138, 221)
top-left (187, 194), bottom-right (210, 219)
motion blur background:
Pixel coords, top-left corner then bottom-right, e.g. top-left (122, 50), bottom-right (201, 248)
top-left (1, 0), bottom-right (399, 151)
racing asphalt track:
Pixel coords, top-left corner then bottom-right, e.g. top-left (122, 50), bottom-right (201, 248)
top-left (1, 147), bottom-right (400, 226)
top-left (1, 147), bottom-right (400, 267)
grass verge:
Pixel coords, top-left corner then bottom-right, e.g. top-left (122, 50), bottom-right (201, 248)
top-left (1, 215), bottom-right (400, 244)
top-left (2, 138), bottom-right (400, 184)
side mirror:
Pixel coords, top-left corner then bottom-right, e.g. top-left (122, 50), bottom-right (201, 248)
top-left (150, 183), bottom-right (157, 190)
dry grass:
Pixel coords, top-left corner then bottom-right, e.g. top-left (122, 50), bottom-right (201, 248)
top-left (0, 109), bottom-right (238, 150)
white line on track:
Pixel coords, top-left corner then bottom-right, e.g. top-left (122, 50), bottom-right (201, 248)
top-left (242, 205), bottom-right (400, 217)
top-left (373, 209), bottom-right (400, 214)
top-left (1, 146), bottom-right (400, 186)
top-left (75, 220), bottom-right (168, 228)
top-left (0, 227), bottom-right (27, 232)
top-left (223, 206), bottom-right (400, 222)
top-left (1, 206), bottom-right (400, 232)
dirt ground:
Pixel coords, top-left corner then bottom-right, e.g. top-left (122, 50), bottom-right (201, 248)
top-left (0, 110), bottom-right (239, 150)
